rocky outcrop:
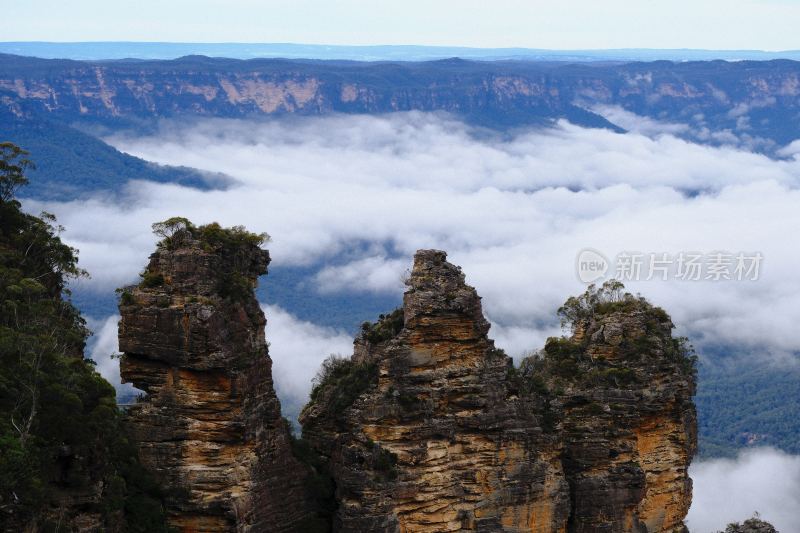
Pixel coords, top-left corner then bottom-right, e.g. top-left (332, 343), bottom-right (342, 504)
top-left (301, 250), bottom-right (569, 531)
top-left (719, 517), bottom-right (778, 533)
top-left (118, 221), bottom-right (312, 532)
top-left (300, 251), bottom-right (697, 533)
top-left (540, 283), bottom-right (697, 533)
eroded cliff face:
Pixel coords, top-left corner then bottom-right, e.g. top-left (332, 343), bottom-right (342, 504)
top-left (540, 290), bottom-right (697, 533)
top-left (300, 251), bottom-right (696, 533)
top-left (3, 56), bottom-right (800, 144)
top-left (118, 223), bottom-right (312, 532)
top-left (301, 250), bottom-right (570, 532)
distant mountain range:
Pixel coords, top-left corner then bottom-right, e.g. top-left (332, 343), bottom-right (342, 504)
top-left (3, 53), bottom-right (798, 140)
top-left (1, 53), bottom-right (799, 199)
top-left (2, 41), bottom-right (800, 62)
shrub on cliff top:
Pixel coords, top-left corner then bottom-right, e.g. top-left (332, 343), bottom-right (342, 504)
top-left (546, 281), bottom-right (697, 383)
top-left (308, 355), bottom-right (378, 414)
top-left (557, 280), bottom-right (672, 333)
top-left (360, 308), bottom-right (404, 344)
top-left (719, 515), bottom-right (777, 533)
top-left (152, 217), bottom-right (269, 252)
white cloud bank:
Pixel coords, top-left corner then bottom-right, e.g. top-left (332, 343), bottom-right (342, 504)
top-left (86, 315), bottom-right (136, 397)
top-left (30, 112), bottom-right (800, 362)
top-left (263, 304), bottom-right (354, 419)
top-left (688, 447), bottom-right (800, 533)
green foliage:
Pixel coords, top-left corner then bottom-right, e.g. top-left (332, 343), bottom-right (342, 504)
top-left (139, 271), bottom-right (165, 288)
top-left (548, 281), bottom-right (696, 386)
top-left (0, 119), bottom-right (215, 201)
top-left (117, 289), bottom-right (136, 306)
top-left (542, 338), bottom-right (584, 378)
top-left (697, 357), bottom-right (800, 458)
top-left (507, 354), bottom-right (559, 432)
top-left (308, 355), bottom-right (378, 415)
top-left (216, 271), bottom-right (252, 302)
top-left (0, 144), bottom-right (169, 530)
top-left (557, 279), bottom-right (625, 331)
top-left (508, 356), bottom-right (550, 396)
top-left (0, 141), bottom-right (33, 202)
top-left (149, 218), bottom-right (270, 302)
top-left (360, 308), bottom-right (404, 344)
top-left (557, 279), bottom-right (672, 333)
top-left (197, 222), bottom-right (270, 251)
top-left (150, 217), bottom-right (270, 253)
top-left (151, 217), bottom-right (195, 250)
top-left (670, 336), bottom-right (698, 380)
top-left (719, 514), bottom-right (777, 533)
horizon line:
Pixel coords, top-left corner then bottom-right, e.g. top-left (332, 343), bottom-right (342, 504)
top-left (1, 41), bottom-right (799, 53)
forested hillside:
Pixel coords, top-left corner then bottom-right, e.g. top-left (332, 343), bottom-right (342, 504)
top-left (0, 143), bottom-right (169, 530)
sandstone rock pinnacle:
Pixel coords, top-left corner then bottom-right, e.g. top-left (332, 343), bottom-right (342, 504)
top-left (300, 251), bottom-right (697, 533)
top-left (118, 221), bottom-right (313, 532)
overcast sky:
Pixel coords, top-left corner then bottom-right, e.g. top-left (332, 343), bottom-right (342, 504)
top-left (4, 0), bottom-right (799, 50)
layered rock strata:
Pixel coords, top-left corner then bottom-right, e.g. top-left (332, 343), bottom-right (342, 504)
top-left (542, 288), bottom-right (697, 532)
top-left (300, 250), bottom-right (697, 533)
top-left (118, 223), bottom-right (311, 532)
top-left (301, 250), bottom-right (571, 532)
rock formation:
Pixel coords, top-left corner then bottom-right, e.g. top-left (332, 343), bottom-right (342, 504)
top-left (118, 220), bottom-right (312, 532)
top-left (117, 236), bottom-right (696, 532)
top-left (301, 250), bottom-right (570, 531)
top-left (540, 281), bottom-right (697, 533)
top-left (300, 250), bottom-right (697, 533)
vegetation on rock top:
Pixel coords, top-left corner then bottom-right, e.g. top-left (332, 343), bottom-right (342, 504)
top-left (359, 307), bottom-right (404, 344)
top-left (719, 515), bottom-right (778, 533)
top-left (151, 216), bottom-right (269, 252)
top-left (305, 355), bottom-right (379, 418)
top-left (516, 280), bottom-right (697, 391)
top-left (132, 216), bottom-right (271, 302)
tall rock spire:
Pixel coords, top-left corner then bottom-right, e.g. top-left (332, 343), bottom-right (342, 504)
top-left (118, 220), bottom-right (312, 532)
top-left (300, 249), bottom-right (570, 532)
top-left (543, 282), bottom-right (697, 532)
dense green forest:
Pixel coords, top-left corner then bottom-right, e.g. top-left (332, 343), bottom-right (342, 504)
top-left (696, 357), bottom-right (800, 458)
top-left (0, 115), bottom-right (224, 200)
top-left (0, 143), bottom-right (169, 531)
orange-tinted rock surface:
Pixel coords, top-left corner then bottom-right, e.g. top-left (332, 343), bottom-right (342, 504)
top-left (300, 251), bottom-right (696, 533)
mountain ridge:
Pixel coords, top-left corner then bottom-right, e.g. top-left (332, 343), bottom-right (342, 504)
top-left (2, 42), bottom-right (800, 62)
top-left (3, 53), bottom-right (799, 148)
